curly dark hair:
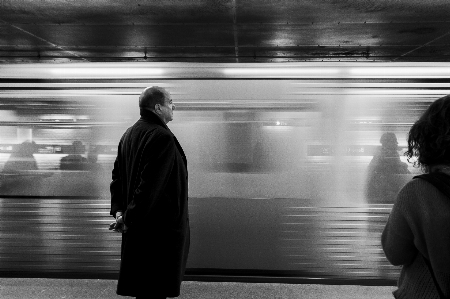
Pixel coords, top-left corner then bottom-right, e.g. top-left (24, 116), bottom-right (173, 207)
top-left (406, 95), bottom-right (450, 170)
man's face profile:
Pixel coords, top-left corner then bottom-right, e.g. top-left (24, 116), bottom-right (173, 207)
top-left (158, 93), bottom-right (175, 124)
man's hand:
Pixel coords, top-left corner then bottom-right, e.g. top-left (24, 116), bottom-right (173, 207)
top-left (109, 212), bottom-right (128, 233)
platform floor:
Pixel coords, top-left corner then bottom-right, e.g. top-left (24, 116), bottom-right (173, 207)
top-left (0, 278), bottom-right (396, 299)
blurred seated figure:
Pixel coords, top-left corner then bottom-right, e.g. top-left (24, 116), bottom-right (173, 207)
top-left (60, 141), bottom-right (88, 170)
top-left (366, 132), bottom-right (410, 204)
top-left (55, 142), bottom-right (106, 197)
top-left (3, 141), bottom-right (38, 173)
top-left (1, 141), bottom-right (41, 195)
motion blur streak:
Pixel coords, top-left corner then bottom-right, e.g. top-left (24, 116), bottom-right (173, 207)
top-left (3, 62), bottom-right (450, 79)
top-left (0, 62), bottom-right (448, 282)
top-left (49, 66), bottom-right (164, 78)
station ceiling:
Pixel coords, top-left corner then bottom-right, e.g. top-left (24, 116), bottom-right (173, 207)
top-left (1, 0), bottom-right (450, 63)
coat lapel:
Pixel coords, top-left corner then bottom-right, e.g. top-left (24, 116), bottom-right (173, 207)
top-left (140, 109), bottom-right (187, 171)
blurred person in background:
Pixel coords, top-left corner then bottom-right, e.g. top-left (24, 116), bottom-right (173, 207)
top-left (365, 132), bottom-right (411, 280)
top-left (110, 86), bottom-right (189, 299)
top-left (1, 141), bottom-right (40, 195)
top-left (382, 95), bottom-right (450, 298)
top-left (366, 132), bottom-right (410, 204)
top-left (3, 140), bottom-right (38, 173)
top-left (60, 140), bottom-right (88, 170)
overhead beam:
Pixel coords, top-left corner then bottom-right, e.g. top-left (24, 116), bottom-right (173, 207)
top-left (0, 19), bottom-right (88, 62)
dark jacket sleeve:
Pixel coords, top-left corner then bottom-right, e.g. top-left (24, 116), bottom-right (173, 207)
top-left (110, 138), bottom-right (124, 218)
top-left (381, 191), bottom-right (417, 266)
top-left (123, 132), bottom-right (176, 228)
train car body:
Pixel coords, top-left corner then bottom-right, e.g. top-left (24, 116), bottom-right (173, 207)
top-left (1, 63), bottom-right (449, 283)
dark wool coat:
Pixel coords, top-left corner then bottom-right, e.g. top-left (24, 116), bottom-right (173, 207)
top-left (110, 109), bottom-right (190, 298)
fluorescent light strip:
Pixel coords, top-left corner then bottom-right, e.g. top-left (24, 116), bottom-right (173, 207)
top-left (50, 67), bottom-right (163, 78)
top-left (223, 67), bottom-right (341, 76)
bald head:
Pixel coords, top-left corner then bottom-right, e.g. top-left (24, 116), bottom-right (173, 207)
top-left (139, 86), bottom-right (169, 110)
top-left (139, 86), bottom-right (175, 124)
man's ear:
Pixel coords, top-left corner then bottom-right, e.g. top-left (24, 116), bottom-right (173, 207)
top-left (154, 104), bottom-right (161, 113)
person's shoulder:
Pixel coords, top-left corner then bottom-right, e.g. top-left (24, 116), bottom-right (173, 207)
top-left (120, 125), bottom-right (134, 141)
top-left (124, 119), bottom-right (174, 144)
top-left (399, 177), bottom-right (430, 193)
top-left (122, 120), bottom-right (161, 138)
top-left (152, 127), bottom-right (175, 144)
top-left (396, 176), bottom-right (438, 205)
top-left (135, 118), bottom-right (170, 134)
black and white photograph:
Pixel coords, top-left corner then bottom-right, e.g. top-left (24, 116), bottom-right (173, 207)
top-left (1, 1), bottom-right (450, 298)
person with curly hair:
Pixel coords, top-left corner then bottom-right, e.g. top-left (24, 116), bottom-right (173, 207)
top-left (382, 95), bottom-right (450, 298)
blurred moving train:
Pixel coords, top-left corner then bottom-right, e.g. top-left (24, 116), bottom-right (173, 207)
top-left (1, 63), bottom-right (449, 283)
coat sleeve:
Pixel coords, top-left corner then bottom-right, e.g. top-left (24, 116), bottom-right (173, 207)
top-left (110, 138), bottom-right (124, 218)
top-left (123, 132), bottom-right (176, 228)
top-left (381, 191), bottom-right (417, 266)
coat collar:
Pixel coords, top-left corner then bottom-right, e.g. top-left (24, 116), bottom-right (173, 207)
top-left (139, 108), bottom-right (187, 169)
top-left (139, 108), bottom-right (170, 131)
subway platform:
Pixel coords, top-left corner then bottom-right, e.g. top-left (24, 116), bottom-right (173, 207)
top-left (0, 278), bottom-right (396, 299)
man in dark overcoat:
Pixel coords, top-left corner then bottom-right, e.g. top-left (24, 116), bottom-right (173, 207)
top-left (110, 86), bottom-right (190, 299)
